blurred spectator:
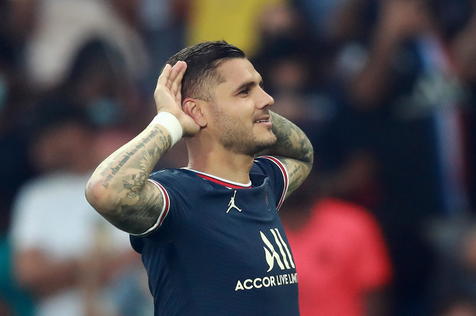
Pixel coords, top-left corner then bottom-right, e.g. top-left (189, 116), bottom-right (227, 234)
top-left (448, 3), bottom-right (476, 218)
top-left (25, 0), bottom-right (149, 90)
top-left (9, 103), bottom-right (150, 316)
top-left (322, 0), bottom-right (475, 313)
top-left (0, 0), bottom-right (38, 235)
top-left (43, 38), bottom-right (142, 129)
top-left (136, 0), bottom-right (186, 86)
top-left (1, 4), bottom-right (38, 312)
top-left (338, 0), bottom-right (470, 215)
top-left (282, 177), bottom-right (392, 316)
top-left (252, 3), bottom-right (342, 165)
top-left (253, 3), bottom-right (325, 93)
top-left (294, 0), bottom-right (353, 41)
top-left (0, 0), bottom-right (38, 59)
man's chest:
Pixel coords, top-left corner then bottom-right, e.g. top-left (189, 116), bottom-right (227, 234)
top-left (173, 191), bottom-right (297, 290)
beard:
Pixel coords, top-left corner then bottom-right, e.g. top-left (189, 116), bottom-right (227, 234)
top-left (217, 116), bottom-right (277, 156)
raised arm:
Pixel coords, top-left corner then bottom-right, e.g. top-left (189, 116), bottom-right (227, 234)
top-left (264, 111), bottom-right (314, 198)
top-left (85, 62), bottom-right (199, 234)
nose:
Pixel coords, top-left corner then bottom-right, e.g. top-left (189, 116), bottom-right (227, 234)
top-left (257, 87), bottom-right (274, 109)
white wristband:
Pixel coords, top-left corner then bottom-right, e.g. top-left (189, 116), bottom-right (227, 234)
top-left (151, 112), bottom-right (183, 146)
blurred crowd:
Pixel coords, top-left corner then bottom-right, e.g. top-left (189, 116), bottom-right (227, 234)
top-left (0, 0), bottom-right (475, 315)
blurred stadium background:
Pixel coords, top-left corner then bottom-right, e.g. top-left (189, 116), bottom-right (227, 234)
top-left (1, 0), bottom-right (475, 315)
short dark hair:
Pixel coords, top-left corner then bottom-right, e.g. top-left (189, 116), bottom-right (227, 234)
top-left (166, 41), bottom-right (245, 100)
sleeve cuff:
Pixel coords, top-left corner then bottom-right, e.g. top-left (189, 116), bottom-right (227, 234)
top-left (130, 179), bottom-right (171, 236)
top-left (257, 155), bottom-right (289, 210)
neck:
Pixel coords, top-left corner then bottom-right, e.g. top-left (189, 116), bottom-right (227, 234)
top-left (186, 138), bottom-right (254, 185)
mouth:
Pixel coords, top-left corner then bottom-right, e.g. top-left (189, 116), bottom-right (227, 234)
top-left (254, 116), bottom-right (272, 127)
top-left (255, 115), bottom-right (271, 123)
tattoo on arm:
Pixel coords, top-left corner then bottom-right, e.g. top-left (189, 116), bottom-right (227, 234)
top-left (99, 127), bottom-right (170, 188)
top-left (280, 159), bottom-right (311, 198)
top-left (86, 125), bottom-right (172, 233)
top-left (265, 112), bottom-right (314, 198)
top-left (102, 181), bottom-right (165, 234)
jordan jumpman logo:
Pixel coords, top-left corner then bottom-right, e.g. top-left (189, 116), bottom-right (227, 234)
top-left (226, 190), bottom-right (242, 213)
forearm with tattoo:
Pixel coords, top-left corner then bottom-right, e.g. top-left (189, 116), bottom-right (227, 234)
top-left (85, 125), bottom-right (172, 234)
top-left (264, 112), bottom-right (314, 197)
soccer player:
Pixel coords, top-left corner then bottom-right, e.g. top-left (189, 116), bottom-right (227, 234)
top-left (85, 41), bottom-right (313, 315)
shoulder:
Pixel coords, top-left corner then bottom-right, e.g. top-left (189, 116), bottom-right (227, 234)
top-left (150, 168), bottom-right (187, 180)
top-left (147, 169), bottom-right (190, 205)
top-left (253, 155), bottom-right (287, 172)
top-left (149, 168), bottom-right (195, 187)
top-left (252, 156), bottom-right (288, 183)
top-left (252, 156), bottom-right (289, 210)
top-left (148, 168), bottom-right (213, 201)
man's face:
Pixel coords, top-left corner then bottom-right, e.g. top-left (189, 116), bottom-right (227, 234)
top-left (204, 58), bottom-right (276, 155)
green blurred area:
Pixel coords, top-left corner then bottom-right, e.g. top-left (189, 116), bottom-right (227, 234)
top-left (0, 237), bottom-right (34, 316)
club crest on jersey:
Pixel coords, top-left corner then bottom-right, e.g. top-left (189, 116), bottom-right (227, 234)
top-left (226, 190), bottom-right (242, 213)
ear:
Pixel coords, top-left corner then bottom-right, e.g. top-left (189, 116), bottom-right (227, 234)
top-left (182, 98), bottom-right (207, 128)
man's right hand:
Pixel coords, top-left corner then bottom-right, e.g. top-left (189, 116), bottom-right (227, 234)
top-left (154, 61), bottom-right (200, 137)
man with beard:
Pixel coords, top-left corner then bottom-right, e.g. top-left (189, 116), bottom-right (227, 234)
top-left (85, 41), bottom-right (313, 316)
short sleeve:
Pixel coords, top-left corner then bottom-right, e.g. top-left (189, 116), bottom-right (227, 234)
top-left (129, 170), bottom-right (185, 241)
top-left (253, 156), bottom-right (289, 210)
top-left (130, 179), bottom-right (172, 237)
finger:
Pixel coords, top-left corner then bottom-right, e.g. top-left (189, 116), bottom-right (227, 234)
top-left (171, 62), bottom-right (187, 99)
top-left (168, 62), bottom-right (184, 97)
top-left (157, 64), bottom-right (172, 87)
top-left (167, 61), bottom-right (184, 89)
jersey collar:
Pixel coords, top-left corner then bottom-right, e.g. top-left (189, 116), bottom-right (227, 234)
top-left (183, 168), bottom-right (252, 189)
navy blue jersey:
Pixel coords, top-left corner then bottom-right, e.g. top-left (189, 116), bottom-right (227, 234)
top-left (130, 156), bottom-right (299, 316)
